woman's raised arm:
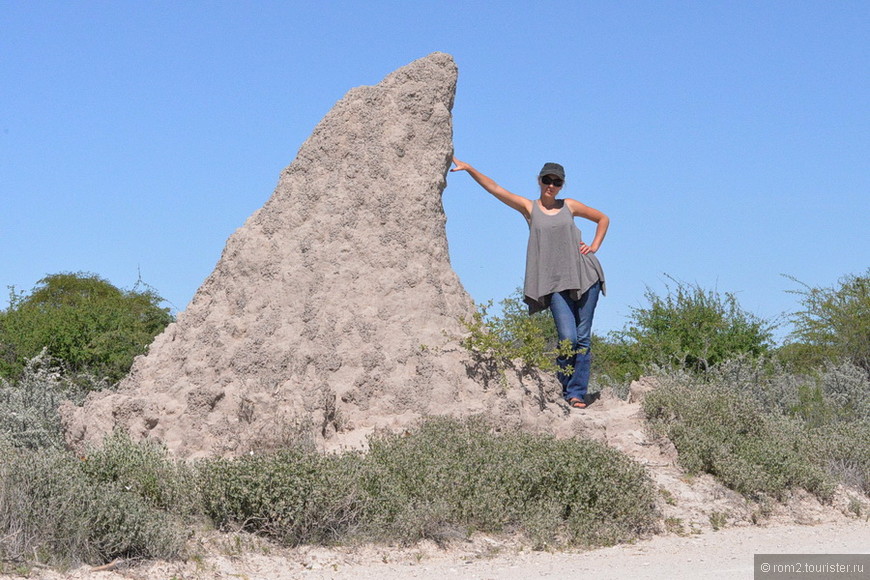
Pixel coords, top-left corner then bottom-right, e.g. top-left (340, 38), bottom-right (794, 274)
top-left (451, 157), bottom-right (533, 219)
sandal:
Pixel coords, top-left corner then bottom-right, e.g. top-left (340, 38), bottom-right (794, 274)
top-left (568, 397), bottom-right (587, 409)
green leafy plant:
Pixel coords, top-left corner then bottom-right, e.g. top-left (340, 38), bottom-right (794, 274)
top-left (611, 276), bottom-right (774, 378)
top-left (458, 279), bottom-right (775, 389)
top-left (784, 270), bottom-right (870, 374)
top-left (361, 416), bottom-right (659, 547)
top-left (643, 369), bottom-right (834, 501)
top-left (0, 349), bottom-right (97, 449)
top-left (0, 440), bottom-right (186, 567)
top-left (198, 447), bottom-right (365, 546)
top-left (81, 430), bottom-right (200, 515)
top-left (0, 272), bottom-right (173, 383)
top-left (197, 416), bottom-right (658, 549)
top-left (458, 293), bottom-right (576, 380)
top-left (643, 356), bottom-right (870, 500)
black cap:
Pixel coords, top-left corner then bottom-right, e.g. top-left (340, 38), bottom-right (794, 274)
top-left (538, 162), bottom-right (565, 179)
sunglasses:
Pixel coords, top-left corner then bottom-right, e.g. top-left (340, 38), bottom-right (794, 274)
top-left (541, 175), bottom-right (564, 187)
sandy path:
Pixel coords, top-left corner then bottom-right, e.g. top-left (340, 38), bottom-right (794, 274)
top-left (29, 519), bottom-right (867, 579)
top-left (291, 520), bottom-right (870, 580)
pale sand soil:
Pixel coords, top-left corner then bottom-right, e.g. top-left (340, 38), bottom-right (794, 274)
top-left (290, 522), bottom-right (870, 580)
top-left (17, 520), bottom-right (868, 579)
top-left (16, 389), bottom-right (870, 579)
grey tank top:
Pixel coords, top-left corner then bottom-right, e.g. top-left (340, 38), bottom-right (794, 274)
top-left (523, 200), bottom-right (606, 314)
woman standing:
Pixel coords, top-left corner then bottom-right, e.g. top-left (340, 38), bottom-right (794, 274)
top-left (451, 158), bottom-right (609, 409)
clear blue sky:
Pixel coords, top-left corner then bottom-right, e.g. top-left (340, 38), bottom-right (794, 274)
top-left (2, 1), bottom-right (868, 342)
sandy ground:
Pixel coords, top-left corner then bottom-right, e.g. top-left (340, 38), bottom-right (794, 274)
top-left (15, 519), bottom-right (867, 579)
top-left (244, 520), bottom-right (870, 580)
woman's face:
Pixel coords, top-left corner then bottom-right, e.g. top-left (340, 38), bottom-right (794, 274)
top-left (539, 174), bottom-right (564, 197)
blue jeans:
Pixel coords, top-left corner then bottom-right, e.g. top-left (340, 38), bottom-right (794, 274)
top-left (549, 282), bottom-right (601, 401)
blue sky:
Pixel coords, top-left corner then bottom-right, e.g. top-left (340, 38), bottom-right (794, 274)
top-left (2, 1), bottom-right (867, 342)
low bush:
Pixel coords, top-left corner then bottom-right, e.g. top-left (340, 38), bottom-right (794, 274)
top-left (458, 279), bottom-right (775, 392)
top-left (816, 420), bottom-right (870, 495)
top-left (360, 416), bottom-right (659, 548)
top-left (198, 448), bottom-right (365, 546)
top-left (458, 293), bottom-right (571, 378)
top-left (0, 349), bottom-right (96, 449)
top-left (457, 291), bottom-right (650, 392)
top-left (199, 417), bottom-right (658, 549)
top-left (0, 413), bottom-right (660, 569)
top-left (643, 357), bottom-right (870, 500)
top-left (0, 440), bottom-right (186, 568)
top-left (81, 430), bottom-right (200, 516)
top-left (643, 370), bottom-right (832, 501)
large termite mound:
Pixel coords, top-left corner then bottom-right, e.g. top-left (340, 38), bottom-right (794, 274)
top-left (61, 53), bottom-right (574, 458)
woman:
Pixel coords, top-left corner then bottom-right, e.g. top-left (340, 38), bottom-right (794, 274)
top-left (451, 158), bottom-right (609, 409)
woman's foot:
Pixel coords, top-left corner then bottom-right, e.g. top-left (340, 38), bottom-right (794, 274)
top-left (568, 397), bottom-right (587, 409)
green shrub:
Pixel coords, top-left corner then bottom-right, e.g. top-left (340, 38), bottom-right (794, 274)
top-left (458, 292), bottom-right (571, 378)
top-left (785, 270), bottom-right (870, 374)
top-left (0, 441), bottom-right (186, 567)
top-left (361, 416), bottom-right (659, 547)
top-left (0, 349), bottom-right (95, 449)
top-left (816, 360), bottom-right (870, 421)
top-left (81, 430), bottom-right (200, 516)
top-left (612, 277), bottom-right (774, 378)
top-left (459, 279), bottom-right (774, 390)
top-left (457, 290), bottom-right (626, 393)
top-left (0, 272), bottom-right (173, 383)
top-left (198, 448), bottom-right (365, 546)
top-left (588, 334), bottom-right (644, 387)
top-left (816, 420), bottom-right (870, 495)
top-left (643, 372), bottom-right (833, 501)
top-left (198, 417), bottom-right (658, 549)
top-left (641, 358), bottom-right (870, 501)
